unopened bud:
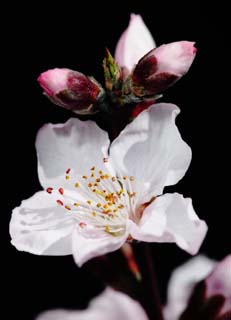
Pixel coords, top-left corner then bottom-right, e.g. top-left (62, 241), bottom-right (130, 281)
top-left (132, 41), bottom-right (196, 97)
top-left (38, 68), bottom-right (103, 114)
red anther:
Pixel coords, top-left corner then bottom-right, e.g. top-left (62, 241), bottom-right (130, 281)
top-left (56, 199), bottom-right (64, 206)
top-left (46, 187), bottom-right (53, 194)
top-left (58, 188), bottom-right (64, 195)
top-left (79, 222), bottom-right (87, 228)
top-left (66, 168), bottom-right (71, 174)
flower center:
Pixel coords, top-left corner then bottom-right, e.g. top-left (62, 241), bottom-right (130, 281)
top-left (46, 163), bottom-right (138, 237)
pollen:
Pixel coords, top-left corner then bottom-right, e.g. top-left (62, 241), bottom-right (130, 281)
top-left (75, 182), bottom-right (79, 188)
top-left (105, 225), bottom-right (110, 232)
top-left (65, 175), bottom-right (70, 180)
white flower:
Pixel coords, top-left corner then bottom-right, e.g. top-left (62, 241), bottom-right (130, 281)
top-left (10, 103), bottom-right (207, 266)
top-left (36, 287), bottom-right (148, 320)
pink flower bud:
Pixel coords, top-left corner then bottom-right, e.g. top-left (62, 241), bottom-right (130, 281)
top-left (115, 14), bottom-right (156, 75)
top-left (38, 68), bottom-right (102, 114)
top-left (132, 41), bottom-right (197, 96)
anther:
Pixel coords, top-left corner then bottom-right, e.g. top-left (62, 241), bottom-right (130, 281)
top-left (56, 199), bottom-right (63, 206)
top-left (46, 187), bottom-right (53, 194)
top-left (58, 188), bottom-right (64, 195)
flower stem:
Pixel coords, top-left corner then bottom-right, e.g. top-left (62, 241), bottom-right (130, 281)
top-left (133, 243), bottom-right (164, 320)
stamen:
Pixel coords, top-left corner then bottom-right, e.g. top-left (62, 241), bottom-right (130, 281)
top-left (82, 175), bottom-right (88, 180)
top-left (56, 199), bottom-right (64, 206)
top-left (58, 188), bottom-right (64, 195)
top-left (66, 168), bottom-right (71, 174)
top-left (103, 157), bottom-right (108, 163)
top-left (65, 175), bottom-right (70, 180)
top-left (65, 205), bottom-right (71, 211)
top-left (75, 182), bottom-right (79, 188)
top-left (91, 166), bottom-right (95, 171)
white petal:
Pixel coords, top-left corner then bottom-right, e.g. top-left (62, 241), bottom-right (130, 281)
top-left (129, 198), bottom-right (167, 241)
top-left (131, 193), bottom-right (207, 254)
top-left (10, 191), bottom-right (75, 255)
top-left (110, 103), bottom-right (192, 197)
top-left (164, 255), bottom-right (216, 320)
top-left (37, 287), bottom-right (148, 320)
top-left (72, 227), bottom-right (128, 267)
top-left (36, 118), bottom-right (112, 189)
top-left (115, 14), bottom-right (155, 73)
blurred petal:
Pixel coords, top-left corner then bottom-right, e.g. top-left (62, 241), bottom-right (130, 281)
top-left (206, 254), bottom-right (231, 315)
top-left (164, 255), bottom-right (216, 320)
top-left (115, 14), bottom-right (155, 73)
top-left (37, 287), bottom-right (148, 320)
top-left (10, 191), bottom-right (74, 255)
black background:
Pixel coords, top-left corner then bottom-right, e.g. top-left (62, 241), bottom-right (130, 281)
top-left (4, 2), bottom-right (230, 319)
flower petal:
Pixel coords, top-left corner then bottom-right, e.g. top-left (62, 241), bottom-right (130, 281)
top-left (164, 255), bottom-right (216, 320)
top-left (115, 14), bottom-right (155, 73)
top-left (206, 254), bottom-right (231, 314)
top-left (37, 287), bottom-right (148, 320)
top-left (72, 227), bottom-right (128, 267)
top-left (10, 191), bottom-right (75, 255)
top-left (131, 193), bottom-right (207, 254)
top-left (151, 41), bottom-right (196, 76)
top-left (36, 118), bottom-right (112, 189)
top-left (110, 103), bottom-right (192, 197)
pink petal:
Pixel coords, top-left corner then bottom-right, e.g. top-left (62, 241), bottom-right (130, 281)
top-left (164, 255), bottom-right (216, 320)
top-left (149, 41), bottom-right (196, 76)
top-left (38, 68), bottom-right (70, 96)
top-left (206, 254), bottom-right (231, 315)
top-left (115, 14), bottom-right (155, 73)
